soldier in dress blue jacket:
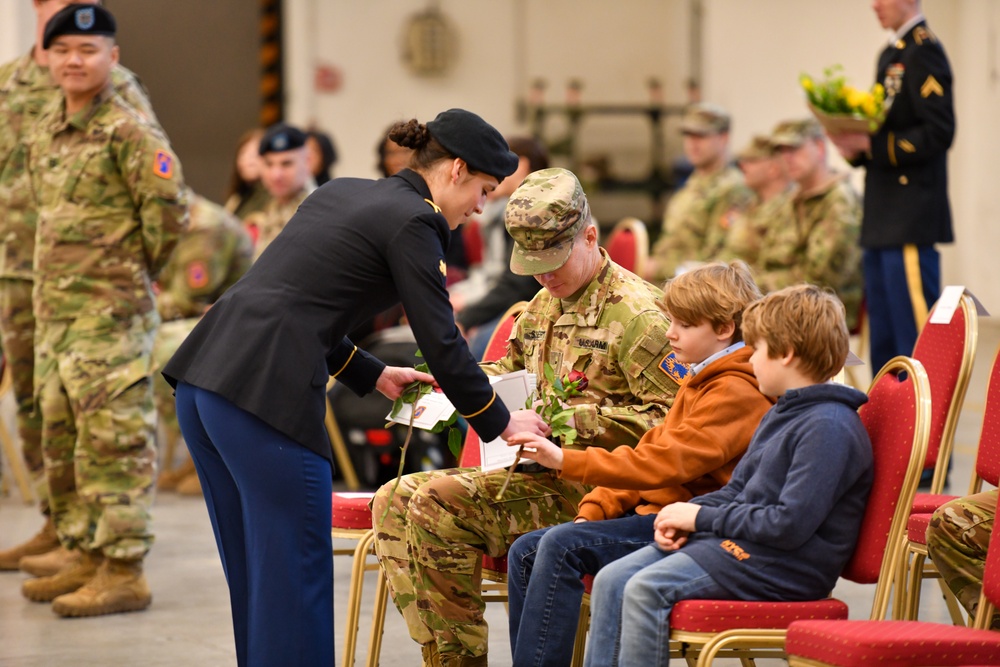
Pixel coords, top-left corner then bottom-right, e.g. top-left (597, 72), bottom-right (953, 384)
top-left (830, 0), bottom-right (955, 373)
top-left (163, 109), bottom-right (549, 667)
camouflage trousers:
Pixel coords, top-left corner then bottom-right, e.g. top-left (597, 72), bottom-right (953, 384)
top-left (371, 466), bottom-right (589, 659)
top-left (926, 489), bottom-right (999, 628)
top-left (0, 278), bottom-right (45, 508)
top-left (151, 316), bottom-right (199, 448)
top-left (36, 313), bottom-right (158, 560)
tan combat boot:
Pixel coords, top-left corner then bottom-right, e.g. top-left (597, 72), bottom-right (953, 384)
top-left (421, 642), bottom-right (442, 667)
top-left (0, 517), bottom-right (60, 570)
top-left (51, 557), bottom-right (151, 617)
top-left (22, 550), bottom-right (102, 602)
top-left (157, 457), bottom-right (196, 491)
top-left (20, 545), bottom-right (81, 577)
top-left (176, 469), bottom-right (203, 496)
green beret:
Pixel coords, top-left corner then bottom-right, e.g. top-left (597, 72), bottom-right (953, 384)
top-left (43, 4), bottom-right (116, 49)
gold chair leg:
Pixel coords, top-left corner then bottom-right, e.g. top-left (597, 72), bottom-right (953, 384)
top-left (936, 576), bottom-right (968, 626)
top-left (570, 593), bottom-right (591, 667)
top-left (326, 397), bottom-right (361, 491)
top-left (342, 529), bottom-right (375, 667)
top-left (0, 413), bottom-right (32, 505)
top-left (365, 567), bottom-right (390, 667)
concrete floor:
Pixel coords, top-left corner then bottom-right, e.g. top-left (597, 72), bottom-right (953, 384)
top-left (0, 318), bottom-right (996, 666)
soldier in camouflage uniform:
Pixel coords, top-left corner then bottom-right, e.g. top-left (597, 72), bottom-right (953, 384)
top-left (153, 189), bottom-right (252, 494)
top-left (18, 5), bottom-right (187, 617)
top-left (648, 103), bottom-right (752, 283)
top-left (720, 135), bottom-right (796, 270)
top-left (926, 489), bottom-right (1000, 629)
top-left (372, 168), bottom-right (682, 666)
top-left (244, 123), bottom-right (315, 261)
top-left (770, 119), bottom-right (864, 331)
top-left (0, 0), bottom-right (161, 573)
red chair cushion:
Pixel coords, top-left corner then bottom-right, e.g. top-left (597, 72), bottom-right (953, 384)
top-left (483, 554), bottom-right (507, 574)
top-left (331, 492), bottom-right (375, 529)
top-left (907, 512), bottom-right (934, 544)
top-left (785, 619), bottom-right (1000, 667)
top-left (670, 598), bottom-right (848, 633)
top-left (912, 491), bottom-right (959, 515)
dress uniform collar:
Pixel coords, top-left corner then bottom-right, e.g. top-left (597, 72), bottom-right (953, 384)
top-left (550, 248), bottom-right (613, 328)
top-left (890, 14), bottom-right (925, 45)
top-left (394, 168), bottom-right (436, 208)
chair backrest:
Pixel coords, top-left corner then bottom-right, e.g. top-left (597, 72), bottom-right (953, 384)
top-left (910, 293), bottom-right (978, 493)
top-left (971, 343), bottom-right (1000, 492)
top-left (840, 356), bottom-right (931, 620)
top-left (603, 217), bottom-right (649, 278)
top-left (459, 301), bottom-right (528, 468)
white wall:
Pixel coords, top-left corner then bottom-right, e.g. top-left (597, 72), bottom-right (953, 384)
top-left (0, 0), bottom-right (36, 62)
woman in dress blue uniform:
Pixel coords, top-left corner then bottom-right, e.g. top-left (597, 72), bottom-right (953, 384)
top-left (163, 109), bottom-right (549, 667)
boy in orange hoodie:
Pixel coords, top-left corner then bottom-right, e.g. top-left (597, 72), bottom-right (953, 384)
top-left (504, 260), bottom-right (774, 667)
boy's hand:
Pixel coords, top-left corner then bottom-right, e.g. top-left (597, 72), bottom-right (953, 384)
top-left (505, 432), bottom-right (563, 469)
top-left (654, 526), bottom-right (689, 551)
top-left (654, 502), bottom-right (701, 533)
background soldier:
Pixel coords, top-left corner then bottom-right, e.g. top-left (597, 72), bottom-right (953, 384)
top-left (154, 189), bottom-right (253, 496)
top-left (373, 168), bottom-right (681, 667)
top-left (647, 102), bottom-right (751, 283)
top-left (771, 119), bottom-right (864, 332)
top-left (19, 4), bottom-right (187, 618)
top-left (0, 0), bottom-right (161, 574)
top-left (244, 122), bottom-right (315, 261)
top-left (926, 489), bottom-right (1000, 629)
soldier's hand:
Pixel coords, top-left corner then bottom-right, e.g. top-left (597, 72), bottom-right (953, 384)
top-left (505, 432), bottom-right (563, 469)
top-left (829, 131), bottom-right (871, 161)
top-left (375, 366), bottom-right (437, 400)
top-left (501, 409), bottom-right (551, 441)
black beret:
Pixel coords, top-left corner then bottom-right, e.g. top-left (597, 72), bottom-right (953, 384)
top-left (426, 109), bottom-right (518, 182)
top-left (43, 4), bottom-right (117, 49)
top-left (259, 123), bottom-right (308, 155)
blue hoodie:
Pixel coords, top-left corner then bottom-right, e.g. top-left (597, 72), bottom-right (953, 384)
top-left (685, 382), bottom-right (873, 600)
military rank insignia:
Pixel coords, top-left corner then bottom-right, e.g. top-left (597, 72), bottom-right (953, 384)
top-left (186, 261), bottom-right (209, 289)
top-left (154, 150), bottom-right (174, 179)
top-left (658, 352), bottom-right (689, 383)
top-left (921, 75), bottom-right (944, 98)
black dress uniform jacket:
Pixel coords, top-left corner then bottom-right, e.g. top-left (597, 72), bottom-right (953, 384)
top-left (163, 169), bottom-right (510, 460)
top-left (855, 20), bottom-right (954, 248)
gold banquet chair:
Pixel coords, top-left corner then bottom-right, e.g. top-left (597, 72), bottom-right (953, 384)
top-left (0, 356), bottom-right (33, 504)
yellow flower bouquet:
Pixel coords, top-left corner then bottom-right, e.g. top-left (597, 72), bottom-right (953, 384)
top-left (800, 65), bottom-right (886, 134)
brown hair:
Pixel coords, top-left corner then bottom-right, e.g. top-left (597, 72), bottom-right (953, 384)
top-left (661, 260), bottom-right (762, 342)
top-left (506, 136), bottom-right (550, 173)
top-left (225, 127), bottom-right (264, 201)
top-left (388, 118), bottom-right (453, 173)
top-left (741, 284), bottom-right (849, 382)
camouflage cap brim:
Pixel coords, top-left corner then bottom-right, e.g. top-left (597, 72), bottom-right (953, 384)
top-left (509, 237), bottom-right (575, 276)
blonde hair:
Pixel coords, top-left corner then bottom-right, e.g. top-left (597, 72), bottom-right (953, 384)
top-left (742, 284), bottom-right (849, 382)
top-left (661, 260), bottom-right (762, 342)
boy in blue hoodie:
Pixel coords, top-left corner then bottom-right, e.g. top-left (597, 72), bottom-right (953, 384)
top-left (584, 284), bottom-right (874, 667)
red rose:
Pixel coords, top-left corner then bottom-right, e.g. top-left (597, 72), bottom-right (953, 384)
top-left (566, 370), bottom-right (589, 392)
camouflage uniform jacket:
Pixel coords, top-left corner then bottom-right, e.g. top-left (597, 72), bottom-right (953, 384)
top-left (0, 51), bottom-right (158, 280)
top-left (27, 83), bottom-right (187, 322)
top-left (757, 173), bottom-right (862, 330)
top-left (156, 193), bottom-right (252, 321)
top-left (650, 164), bottom-right (751, 282)
top-left (481, 249), bottom-right (681, 451)
top-left (719, 184), bottom-right (797, 268)
top-left (246, 184), bottom-right (314, 261)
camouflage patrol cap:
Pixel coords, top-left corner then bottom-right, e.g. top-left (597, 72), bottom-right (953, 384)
top-left (680, 103), bottom-right (731, 135)
top-left (43, 4), bottom-right (116, 49)
top-left (771, 118), bottom-right (825, 148)
top-left (506, 168), bottom-right (591, 276)
top-left (736, 135), bottom-right (776, 162)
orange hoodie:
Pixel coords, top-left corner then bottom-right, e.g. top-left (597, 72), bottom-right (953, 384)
top-left (562, 345), bottom-right (774, 521)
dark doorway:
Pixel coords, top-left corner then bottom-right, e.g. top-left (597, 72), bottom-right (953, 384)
top-left (105, 0), bottom-right (262, 204)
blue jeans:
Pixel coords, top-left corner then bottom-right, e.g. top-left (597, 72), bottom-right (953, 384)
top-left (508, 514), bottom-right (656, 667)
top-left (175, 383), bottom-right (334, 667)
top-left (585, 546), bottom-right (729, 667)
